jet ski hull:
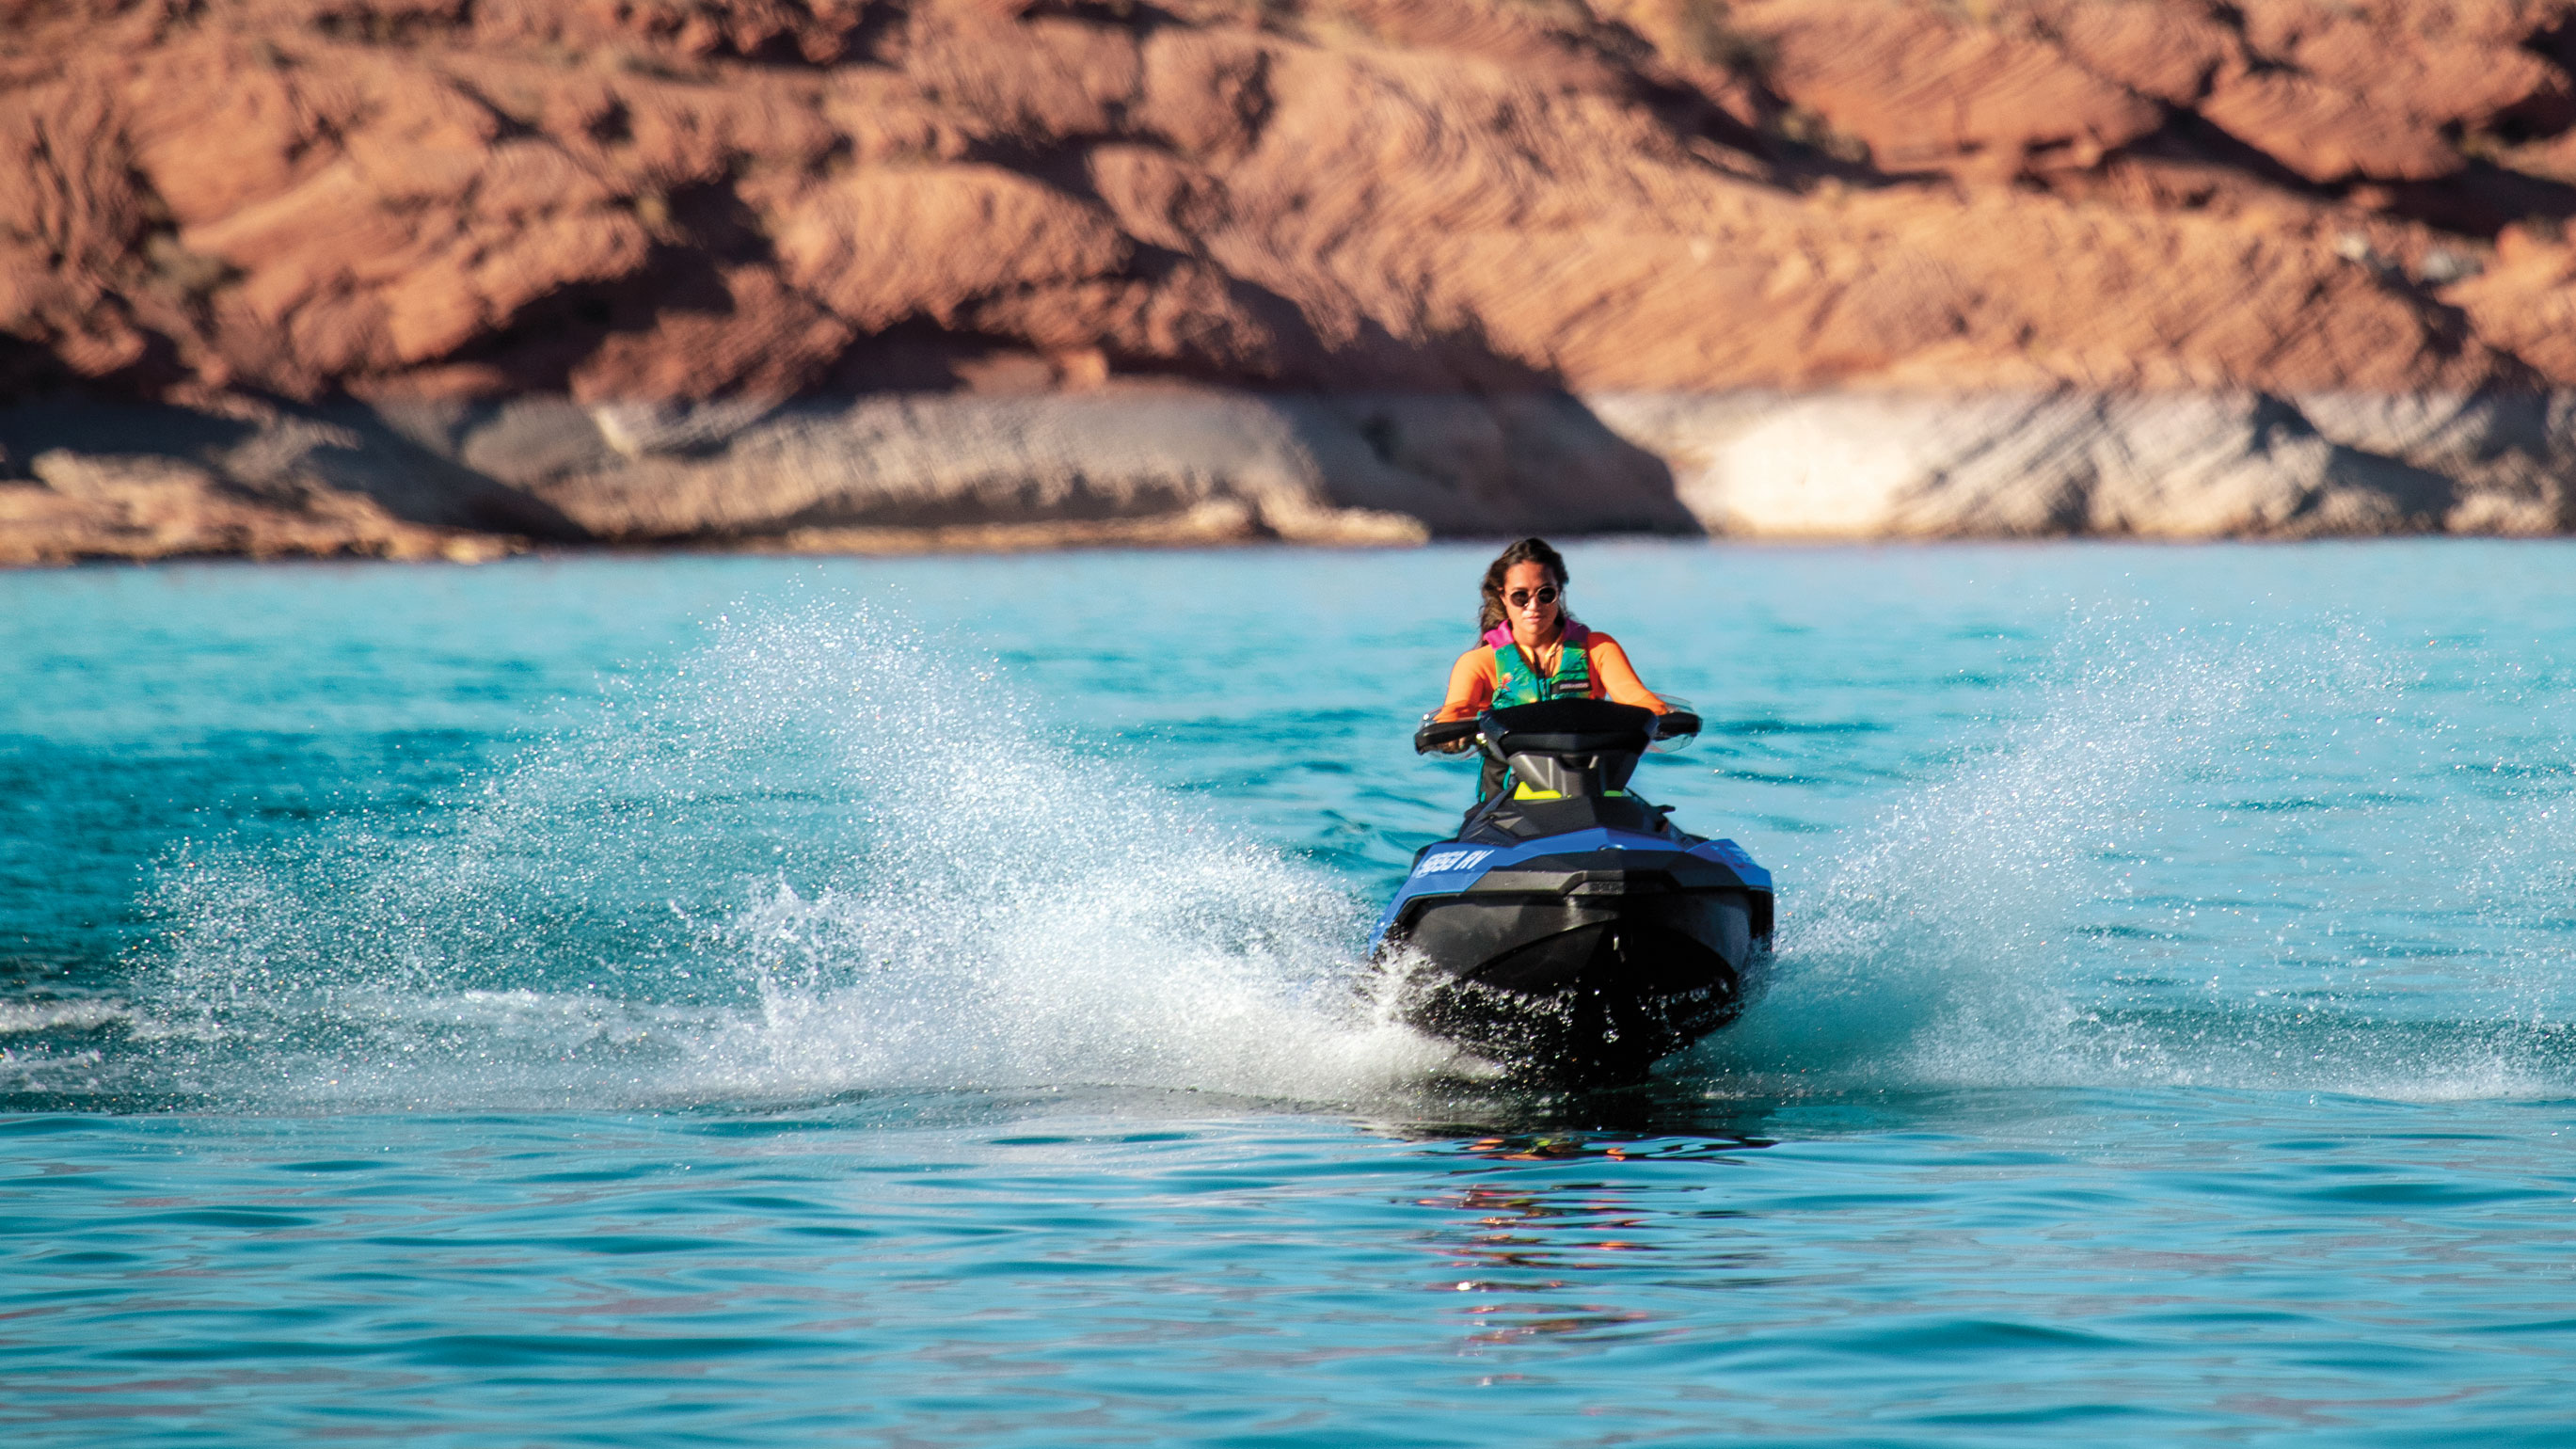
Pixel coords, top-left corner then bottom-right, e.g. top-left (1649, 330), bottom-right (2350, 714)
top-left (1369, 829), bottom-right (1773, 1084)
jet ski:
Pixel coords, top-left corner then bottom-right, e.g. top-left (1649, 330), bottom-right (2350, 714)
top-left (1367, 698), bottom-right (1774, 1084)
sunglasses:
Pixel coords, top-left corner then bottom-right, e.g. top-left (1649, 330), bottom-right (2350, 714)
top-left (1506, 585), bottom-right (1561, 608)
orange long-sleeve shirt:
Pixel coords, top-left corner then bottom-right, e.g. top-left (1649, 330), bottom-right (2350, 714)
top-left (1432, 631), bottom-right (1669, 722)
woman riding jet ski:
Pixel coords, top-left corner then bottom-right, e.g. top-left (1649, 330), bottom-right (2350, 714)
top-left (1369, 539), bottom-right (1774, 1085)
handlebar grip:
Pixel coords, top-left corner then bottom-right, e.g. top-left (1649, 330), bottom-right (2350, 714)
top-left (1413, 716), bottom-right (1483, 754)
top-left (1654, 710), bottom-right (1703, 739)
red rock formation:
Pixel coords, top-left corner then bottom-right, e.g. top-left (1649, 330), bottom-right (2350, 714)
top-left (7, 0), bottom-right (2575, 406)
top-left (6, 0), bottom-right (2576, 559)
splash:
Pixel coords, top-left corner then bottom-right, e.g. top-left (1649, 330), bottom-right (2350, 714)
top-left (118, 599), bottom-right (1453, 1110)
top-left (1702, 610), bottom-right (2576, 1101)
top-left (45, 594), bottom-right (2576, 1113)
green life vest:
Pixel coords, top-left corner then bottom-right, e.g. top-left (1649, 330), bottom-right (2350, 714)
top-left (1471, 624), bottom-right (1598, 804)
top-left (1489, 623), bottom-right (1594, 707)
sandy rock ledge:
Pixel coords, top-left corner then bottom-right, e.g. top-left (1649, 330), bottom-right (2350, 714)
top-left (3, 387), bottom-right (2569, 564)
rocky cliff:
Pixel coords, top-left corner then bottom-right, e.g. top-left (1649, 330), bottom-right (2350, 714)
top-left (6, 0), bottom-right (2576, 560)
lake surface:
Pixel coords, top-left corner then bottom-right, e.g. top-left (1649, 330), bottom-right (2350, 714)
top-left (4, 542), bottom-right (2573, 1445)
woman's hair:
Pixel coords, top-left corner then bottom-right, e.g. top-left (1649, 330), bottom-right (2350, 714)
top-left (1478, 536), bottom-right (1574, 634)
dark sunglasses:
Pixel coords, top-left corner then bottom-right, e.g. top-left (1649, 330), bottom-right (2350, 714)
top-left (1506, 585), bottom-right (1561, 608)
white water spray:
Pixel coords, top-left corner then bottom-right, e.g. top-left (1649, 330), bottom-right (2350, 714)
top-left (134, 600), bottom-right (1455, 1108)
top-left (70, 595), bottom-right (2576, 1112)
top-left (1707, 611), bottom-right (2576, 1100)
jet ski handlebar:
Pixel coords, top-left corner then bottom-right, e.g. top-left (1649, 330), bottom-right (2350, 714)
top-left (1414, 702), bottom-right (1701, 755)
top-left (1413, 716), bottom-right (1486, 753)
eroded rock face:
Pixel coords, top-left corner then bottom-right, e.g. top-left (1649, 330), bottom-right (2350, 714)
top-left (0, 387), bottom-right (1702, 561)
top-left (5, 0), bottom-right (2576, 555)
top-left (6, 383), bottom-right (2565, 565)
top-left (13, 0), bottom-right (2576, 404)
top-left (0, 443), bottom-right (514, 565)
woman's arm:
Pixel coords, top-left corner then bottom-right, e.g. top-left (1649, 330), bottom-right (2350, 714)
top-left (1587, 634), bottom-right (1670, 713)
top-left (1433, 647), bottom-right (1496, 722)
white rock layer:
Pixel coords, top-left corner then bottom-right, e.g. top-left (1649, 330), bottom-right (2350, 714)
top-left (1589, 391), bottom-right (2576, 539)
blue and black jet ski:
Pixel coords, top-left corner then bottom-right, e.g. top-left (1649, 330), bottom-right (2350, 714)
top-left (1368, 698), bottom-right (1774, 1084)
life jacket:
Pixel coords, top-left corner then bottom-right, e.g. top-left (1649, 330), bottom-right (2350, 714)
top-left (1485, 621), bottom-right (1597, 707)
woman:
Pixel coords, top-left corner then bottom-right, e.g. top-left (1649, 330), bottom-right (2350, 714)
top-left (1431, 537), bottom-right (1671, 800)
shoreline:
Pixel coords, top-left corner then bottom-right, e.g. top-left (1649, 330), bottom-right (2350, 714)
top-left (16, 528), bottom-right (2576, 576)
top-left (6, 386), bottom-right (2572, 566)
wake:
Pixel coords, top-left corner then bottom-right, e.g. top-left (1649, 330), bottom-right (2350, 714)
top-left (102, 601), bottom-right (1455, 1110)
top-left (1702, 611), bottom-right (2576, 1102)
top-left (15, 597), bottom-right (2569, 1113)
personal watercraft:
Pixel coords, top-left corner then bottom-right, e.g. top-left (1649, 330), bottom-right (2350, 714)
top-left (1368, 698), bottom-right (1774, 1084)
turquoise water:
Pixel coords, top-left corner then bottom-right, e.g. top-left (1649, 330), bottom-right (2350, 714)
top-left (5, 542), bottom-right (2574, 1444)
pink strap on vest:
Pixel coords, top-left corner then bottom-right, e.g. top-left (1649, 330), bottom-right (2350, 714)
top-left (1485, 621), bottom-right (1588, 649)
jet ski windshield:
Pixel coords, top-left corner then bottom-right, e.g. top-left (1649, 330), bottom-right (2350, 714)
top-left (1412, 699), bottom-right (1700, 758)
top-left (1486, 697), bottom-right (1698, 756)
top-left (1415, 699), bottom-right (1707, 843)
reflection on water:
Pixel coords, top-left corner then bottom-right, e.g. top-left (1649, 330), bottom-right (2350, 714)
top-left (1393, 1118), bottom-right (1781, 1346)
top-left (1433, 1182), bottom-right (1694, 1343)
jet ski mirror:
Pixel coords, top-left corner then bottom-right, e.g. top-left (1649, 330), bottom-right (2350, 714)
top-left (1648, 706), bottom-right (1703, 756)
